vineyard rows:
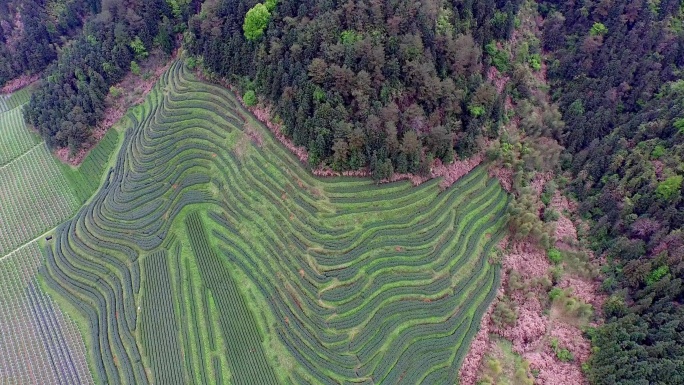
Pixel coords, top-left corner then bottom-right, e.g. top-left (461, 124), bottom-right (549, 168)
top-left (0, 86), bottom-right (119, 257)
top-left (41, 61), bottom-right (510, 384)
top-left (0, 141), bottom-right (80, 256)
top-left (186, 211), bottom-right (279, 385)
top-left (0, 107), bottom-right (40, 166)
top-left (0, 85), bottom-right (120, 385)
top-left (0, 87), bottom-right (31, 113)
top-left (139, 250), bottom-right (186, 384)
top-left (0, 242), bottom-right (93, 385)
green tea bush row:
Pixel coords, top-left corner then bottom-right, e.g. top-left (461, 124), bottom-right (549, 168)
top-left (186, 211), bottom-right (280, 385)
top-left (140, 250), bottom-right (186, 384)
top-left (41, 61), bottom-right (511, 384)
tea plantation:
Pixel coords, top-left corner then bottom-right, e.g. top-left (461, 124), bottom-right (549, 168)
top-left (0, 84), bottom-right (118, 385)
top-left (40, 61), bottom-right (510, 384)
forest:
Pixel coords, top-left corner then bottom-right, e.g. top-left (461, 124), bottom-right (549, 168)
top-left (3, 0), bottom-right (684, 383)
top-left (22, 0), bottom-right (191, 150)
top-left (0, 0), bottom-right (100, 87)
top-left (185, 0), bottom-right (522, 177)
top-left (540, 0), bottom-right (684, 382)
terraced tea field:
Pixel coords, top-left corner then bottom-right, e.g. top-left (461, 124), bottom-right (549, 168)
top-left (0, 106), bottom-right (40, 166)
top-left (0, 86), bottom-right (117, 385)
top-left (41, 61), bottom-right (510, 384)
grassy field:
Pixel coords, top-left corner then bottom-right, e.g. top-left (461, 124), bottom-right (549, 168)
top-left (40, 60), bottom-right (510, 384)
top-left (0, 86), bottom-right (119, 385)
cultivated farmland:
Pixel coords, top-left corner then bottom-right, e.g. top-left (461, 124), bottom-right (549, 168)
top-left (0, 241), bottom-right (93, 385)
top-left (0, 94), bottom-right (118, 256)
top-left (0, 86), bottom-right (31, 113)
top-left (41, 61), bottom-right (510, 384)
top-left (0, 144), bottom-right (80, 255)
top-left (0, 107), bottom-right (39, 166)
top-left (0, 87), bottom-right (118, 385)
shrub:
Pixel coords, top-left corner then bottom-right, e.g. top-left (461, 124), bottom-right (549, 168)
top-left (674, 117), bottom-right (684, 134)
top-left (646, 265), bottom-right (669, 285)
top-left (651, 145), bottom-right (666, 159)
top-left (656, 175), bottom-right (682, 200)
top-left (487, 358), bottom-right (503, 376)
top-left (109, 86), bottom-right (122, 98)
top-left (557, 348), bottom-right (574, 362)
top-left (313, 87), bottom-right (325, 102)
top-left (590, 22), bottom-right (608, 36)
top-left (130, 61), bottom-right (141, 75)
top-left (492, 297), bottom-right (517, 328)
top-left (129, 36), bottom-right (148, 59)
top-left (469, 105), bottom-right (485, 117)
top-left (603, 294), bottom-right (627, 319)
top-left (550, 338), bottom-right (575, 362)
top-left (548, 287), bottom-right (564, 301)
top-left (568, 99), bottom-right (585, 116)
top-left (541, 181), bottom-right (556, 205)
top-left (485, 42), bottom-right (510, 72)
top-left (340, 30), bottom-right (362, 45)
top-left (186, 57), bottom-right (198, 70)
top-left (547, 248), bottom-right (562, 264)
top-left (529, 54), bottom-right (542, 71)
top-left (543, 208), bottom-right (560, 222)
top-left (243, 90), bottom-right (257, 106)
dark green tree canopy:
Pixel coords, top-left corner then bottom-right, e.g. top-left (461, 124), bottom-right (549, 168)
top-left (23, 0), bottom-right (187, 151)
top-left (187, 0), bottom-right (522, 177)
top-left (540, 0), bottom-right (684, 382)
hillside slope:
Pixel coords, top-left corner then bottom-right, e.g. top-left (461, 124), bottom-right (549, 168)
top-left (541, 0), bottom-right (684, 382)
top-left (40, 60), bottom-right (510, 384)
top-left (182, 0), bottom-right (521, 175)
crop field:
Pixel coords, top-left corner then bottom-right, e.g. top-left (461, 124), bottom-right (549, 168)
top-left (39, 60), bottom-right (510, 384)
top-left (0, 241), bottom-right (93, 385)
top-left (0, 107), bottom-right (40, 166)
top-left (0, 86), bottom-right (31, 113)
top-left (0, 88), bottom-right (118, 385)
top-left (0, 144), bottom-right (81, 255)
top-left (0, 96), bottom-right (119, 257)
top-left (0, 93), bottom-right (82, 256)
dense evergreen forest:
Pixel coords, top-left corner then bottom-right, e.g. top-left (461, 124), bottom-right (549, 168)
top-left (186, 0), bottom-right (522, 176)
top-left (0, 0), bottom-right (100, 87)
top-left (541, 0), bottom-right (684, 382)
top-left (4, 0), bottom-right (684, 383)
top-left (22, 0), bottom-right (195, 150)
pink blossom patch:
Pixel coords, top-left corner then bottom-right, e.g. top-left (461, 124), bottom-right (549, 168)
top-left (502, 241), bottom-right (550, 279)
top-left (489, 165), bottom-right (513, 192)
top-left (458, 286), bottom-right (504, 385)
top-left (1, 73), bottom-right (40, 94)
top-left (558, 276), bottom-right (604, 310)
